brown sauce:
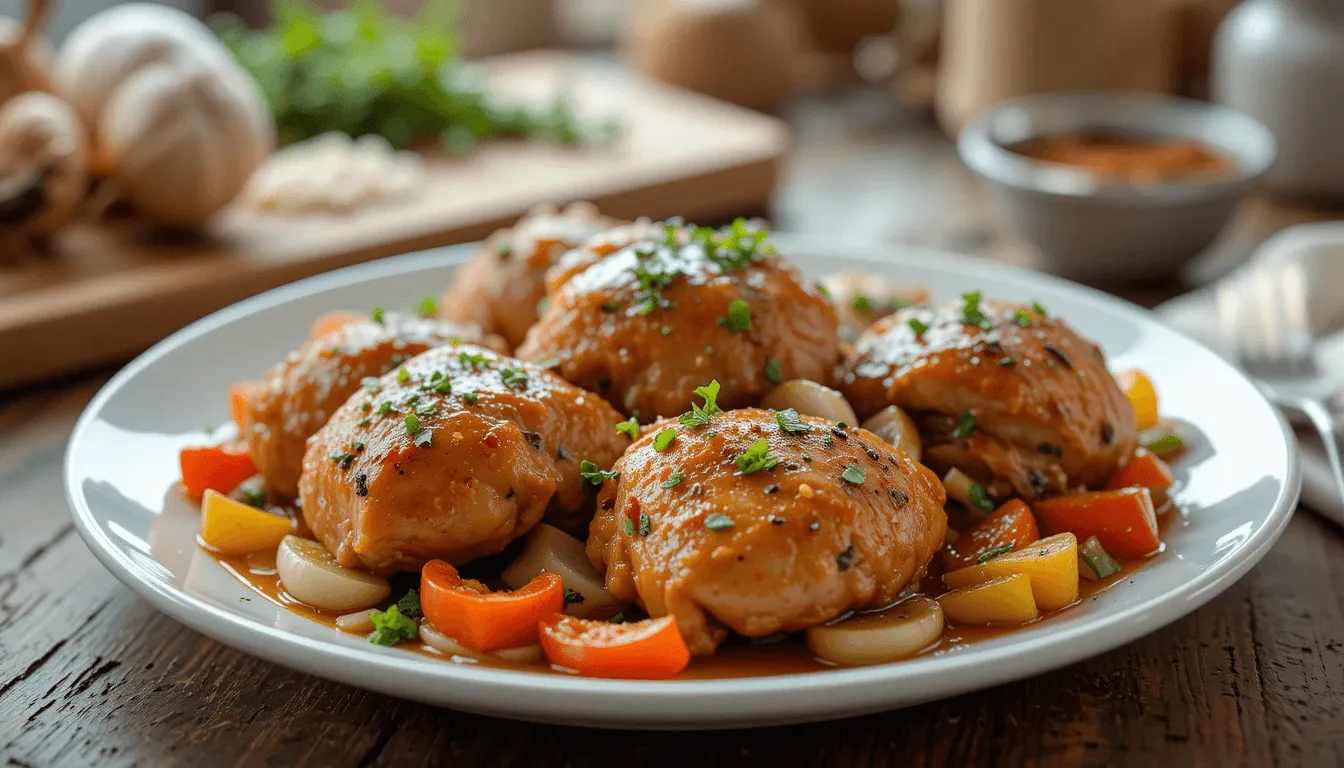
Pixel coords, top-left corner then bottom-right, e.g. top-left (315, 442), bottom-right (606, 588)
top-left (210, 509), bottom-right (1171, 679)
top-left (1011, 132), bottom-right (1236, 183)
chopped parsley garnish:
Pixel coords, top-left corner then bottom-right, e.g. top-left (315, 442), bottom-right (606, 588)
top-left (978, 544), bottom-right (1014, 563)
top-left (814, 281), bottom-right (831, 299)
top-left (764, 359), bottom-right (783, 384)
top-left (459, 351), bottom-right (489, 368)
top-left (775, 408), bottom-right (811, 434)
top-left (579, 460), bottom-right (619, 486)
top-left (361, 401), bottom-right (373, 413)
top-left (500, 367), bottom-right (528, 389)
top-left (404, 413), bottom-right (421, 435)
top-left (350, 440), bottom-right (365, 452)
top-left (462, 392), bottom-right (479, 404)
top-left (377, 402), bottom-right (395, 416)
top-left (718, 299), bottom-right (753, 332)
top-left (415, 296), bottom-right (438, 318)
top-left (371, 307), bottom-right (385, 324)
top-left (1032, 301), bottom-right (1048, 317)
top-left (704, 513), bottom-right (735, 531)
top-left (394, 589), bottom-right (422, 618)
top-left (908, 317), bottom-right (929, 336)
top-left (678, 380), bottom-right (723, 428)
top-left (836, 545), bottom-right (855, 571)
top-left (953, 413), bottom-right (976, 439)
top-left (1014, 309), bottom-right (1033, 327)
top-left (802, 453), bottom-right (813, 462)
top-left (653, 428), bottom-right (677, 452)
top-left (631, 257), bottom-right (679, 316)
top-left (237, 487), bottom-right (267, 509)
top-left (361, 377), bottom-right (382, 394)
top-left (433, 378), bottom-right (452, 394)
top-left (368, 605), bottom-right (418, 646)
top-left (704, 218), bottom-right (771, 273)
top-left (601, 300), bottom-right (620, 313)
top-left (616, 418), bottom-right (640, 440)
top-left (396, 367), bottom-right (410, 384)
top-left (416, 403), bottom-right (436, 416)
top-left (967, 481), bottom-right (995, 513)
top-left (961, 290), bottom-right (992, 329)
top-left (358, 417), bottom-right (371, 427)
top-left (841, 464), bottom-right (866, 485)
top-left (999, 357), bottom-right (1016, 367)
top-left (609, 612), bottom-right (626, 624)
top-left (661, 471), bottom-right (684, 489)
top-left (563, 588), bottom-right (585, 607)
top-left (622, 516), bottom-right (634, 535)
top-left (639, 512), bottom-right (651, 536)
top-left (850, 294), bottom-right (874, 312)
top-left (735, 439), bottom-right (780, 474)
top-left (1143, 433), bottom-right (1184, 455)
top-left (331, 452), bottom-right (354, 469)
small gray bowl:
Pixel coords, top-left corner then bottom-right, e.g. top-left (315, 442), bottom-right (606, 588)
top-left (958, 92), bottom-right (1277, 282)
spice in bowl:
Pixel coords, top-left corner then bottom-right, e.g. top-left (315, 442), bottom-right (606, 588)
top-left (1011, 132), bottom-right (1237, 183)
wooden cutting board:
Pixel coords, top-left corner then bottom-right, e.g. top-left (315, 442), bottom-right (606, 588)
top-left (0, 50), bottom-right (789, 390)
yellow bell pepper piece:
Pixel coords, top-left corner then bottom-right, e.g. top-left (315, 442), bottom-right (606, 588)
top-left (942, 532), bottom-right (1080, 611)
top-left (1115, 369), bottom-right (1159, 431)
top-left (199, 489), bottom-right (292, 555)
top-left (938, 573), bottom-right (1039, 626)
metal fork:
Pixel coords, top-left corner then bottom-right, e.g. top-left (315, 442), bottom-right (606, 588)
top-left (1218, 261), bottom-right (1344, 524)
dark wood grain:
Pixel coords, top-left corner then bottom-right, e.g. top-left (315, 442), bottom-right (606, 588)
top-left (4, 85), bottom-right (1344, 768)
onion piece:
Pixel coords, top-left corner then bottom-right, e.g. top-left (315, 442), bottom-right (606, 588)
top-left (501, 524), bottom-right (621, 619)
top-left (761, 380), bottom-right (858, 425)
top-left (420, 621), bottom-right (541, 663)
top-left (860, 405), bottom-right (923, 460)
top-left (806, 597), bottom-right (944, 666)
top-left (275, 535), bottom-right (389, 612)
top-left (335, 608), bottom-right (377, 634)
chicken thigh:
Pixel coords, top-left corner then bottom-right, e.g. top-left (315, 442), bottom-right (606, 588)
top-left (839, 295), bottom-right (1136, 499)
top-left (241, 313), bottom-right (507, 500)
top-left (587, 405), bottom-right (946, 655)
top-left (299, 345), bottom-right (628, 574)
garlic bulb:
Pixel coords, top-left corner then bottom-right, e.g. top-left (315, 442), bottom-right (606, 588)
top-left (100, 61), bottom-right (274, 227)
top-left (53, 3), bottom-right (232, 138)
top-left (0, 91), bottom-right (88, 243)
top-left (0, 0), bottom-right (53, 107)
top-left (241, 133), bottom-right (426, 214)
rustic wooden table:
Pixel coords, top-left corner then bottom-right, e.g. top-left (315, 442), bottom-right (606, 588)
top-left (3, 86), bottom-right (1343, 767)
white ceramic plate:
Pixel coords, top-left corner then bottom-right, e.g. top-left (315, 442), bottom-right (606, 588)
top-left (66, 238), bottom-right (1300, 729)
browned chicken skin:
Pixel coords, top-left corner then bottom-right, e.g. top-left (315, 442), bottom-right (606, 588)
top-left (839, 298), bottom-right (1136, 499)
top-left (438, 203), bottom-right (620, 348)
top-left (517, 227), bottom-right (841, 420)
top-left (241, 313), bottom-right (508, 500)
top-left (588, 408), bottom-right (946, 655)
top-left (299, 345), bottom-right (628, 575)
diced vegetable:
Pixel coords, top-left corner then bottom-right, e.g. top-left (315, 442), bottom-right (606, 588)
top-left (421, 560), bottom-right (563, 651)
top-left (943, 532), bottom-right (1079, 611)
top-left (420, 621), bottom-right (543, 663)
top-left (199, 489), bottom-right (292, 555)
top-left (761, 380), bottom-right (858, 426)
top-left (938, 573), bottom-right (1039, 626)
top-left (368, 604), bottom-right (419, 646)
top-left (1140, 428), bottom-right (1184, 457)
top-left (308, 310), bottom-right (365, 340)
top-left (500, 524), bottom-right (622, 619)
top-left (1033, 487), bottom-right (1161, 558)
top-left (180, 442), bottom-right (256, 500)
top-left (806, 596), bottom-right (944, 666)
top-left (1106, 448), bottom-right (1175, 505)
top-left (860, 405), bottom-right (922, 461)
top-left (1115, 369), bottom-right (1159, 431)
top-left (335, 608), bottom-right (378, 634)
top-left (276, 535), bottom-right (390, 612)
top-left (942, 499), bottom-right (1041, 571)
top-left (942, 468), bottom-right (995, 514)
top-left (538, 614), bottom-right (690, 679)
top-left (230, 382), bottom-right (255, 428)
top-left (1079, 535), bottom-right (1122, 580)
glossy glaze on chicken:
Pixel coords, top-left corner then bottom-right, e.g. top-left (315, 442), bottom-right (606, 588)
top-left (839, 295), bottom-right (1137, 498)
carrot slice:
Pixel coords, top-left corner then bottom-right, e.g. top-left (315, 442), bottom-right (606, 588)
top-left (308, 310), bottom-right (366, 340)
top-left (538, 614), bottom-right (690, 679)
top-left (1106, 448), bottom-right (1175, 505)
top-left (1115, 369), bottom-right (1159, 431)
top-left (421, 560), bottom-right (563, 651)
top-left (1033, 487), bottom-right (1160, 558)
top-left (942, 499), bottom-right (1041, 572)
top-left (180, 442), bottom-right (256, 501)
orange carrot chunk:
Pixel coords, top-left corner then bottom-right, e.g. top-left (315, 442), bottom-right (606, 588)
top-left (942, 499), bottom-right (1041, 572)
top-left (421, 560), bottom-right (563, 651)
top-left (1106, 448), bottom-right (1175, 505)
top-left (539, 614), bottom-right (690, 680)
top-left (1033, 487), bottom-right (1161, 559)
top-left (179, 442), bottom-right (256, 501)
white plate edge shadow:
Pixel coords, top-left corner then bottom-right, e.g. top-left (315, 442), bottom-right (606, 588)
top-left (63, 237), bottom-right (1302, 729)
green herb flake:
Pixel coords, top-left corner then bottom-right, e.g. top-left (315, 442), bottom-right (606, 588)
top-left (500, 367), bottom-right (528, 389)
top-left (1143, 433), bottom-right (1184, 456)
top-left (433, 378), bottom-right (452, 394)
top-left (678, 380), bottom-right (723, 428)
top-left (404, 413), bottom-right (421, 436)
top-left (953, 413), bottom-right (977, 439)
top-left (371, 307), bottom-right (385, 324)
top-left (775, 408), bottom-right (812, 434)
top-left (416, 296), bottom-right (438, 318)
top-left (850, 294), bottom-right (874, 312)
top-left (978, 544), bottom-right (1014, 563)
top-left (704, 513), bottom-right (736, 531)
top-left (961, 290), bottom-right (992, 329)
top-left (458, 351), bottom-right (489, 368)
top-left (331, 452), bottom-right (354, 469)
top-left (841, 464), bottom-right (866, 485)
top-left (396, 367), bottom-right (410, 384)
top-left (536, 297), bottom-right (551, 316)
top-left (908, 317), bottom-right (929, 336)
top-left (718, 299), bottom-right (753, 332)
top-left (764, 359), bottom-right (783, 384)
top-left (609, 612), bottom-right (626, 624)
top-left (735, 438), bottom-right (780, 475)
top-left (967, 481), bottom-right (995, 514)
top-left (615, 417), bottom-right (640, 440)
top-left (1032, 301), bottom-right (1049, 318)
top-left (580, 460), bottom-right (619, 486)
top-left (836, 545), bottom-right (855, 571)
top-left (563, 588), bottom-right (585, 607)
top-left (1014, 309), bottom-right (1033, 327)
top-left (395, 589), bottom-right (422, 619)
top-left (497, 243), bottom-right (513, 258)
top-left (661, 471), bottom-right (684, 489)
top-left (237, 488), bottom-right (267, 509)
top-left (622, 516), bottom-right (634, 536)
top-left (814, 282), bottom-right (831, 299)
top-left (368, 605), bottom-right (418, 647)
top-left (462, 392), bottom-right (479, 404)
top-left (653, 427), bottom-right (677, 452)
top-left (639, 512), bottom-right (651, 536)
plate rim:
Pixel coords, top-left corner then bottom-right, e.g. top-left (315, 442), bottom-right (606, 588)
top-left (63, 238), bottom-right (1302, 727)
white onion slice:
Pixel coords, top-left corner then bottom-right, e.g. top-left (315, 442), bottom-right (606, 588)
top-left (276, 535), bottom-right (390, 612)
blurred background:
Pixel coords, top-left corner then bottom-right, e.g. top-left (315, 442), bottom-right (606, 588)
top-left (1, 0), bottom-right (1343, 390)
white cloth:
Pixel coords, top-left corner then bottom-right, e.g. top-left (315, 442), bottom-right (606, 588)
top-left (1158, 222), bottom-right (1344, 525)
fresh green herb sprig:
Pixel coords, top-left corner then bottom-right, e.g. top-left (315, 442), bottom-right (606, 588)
top-left (213, 0), bottom-right (619, 153)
